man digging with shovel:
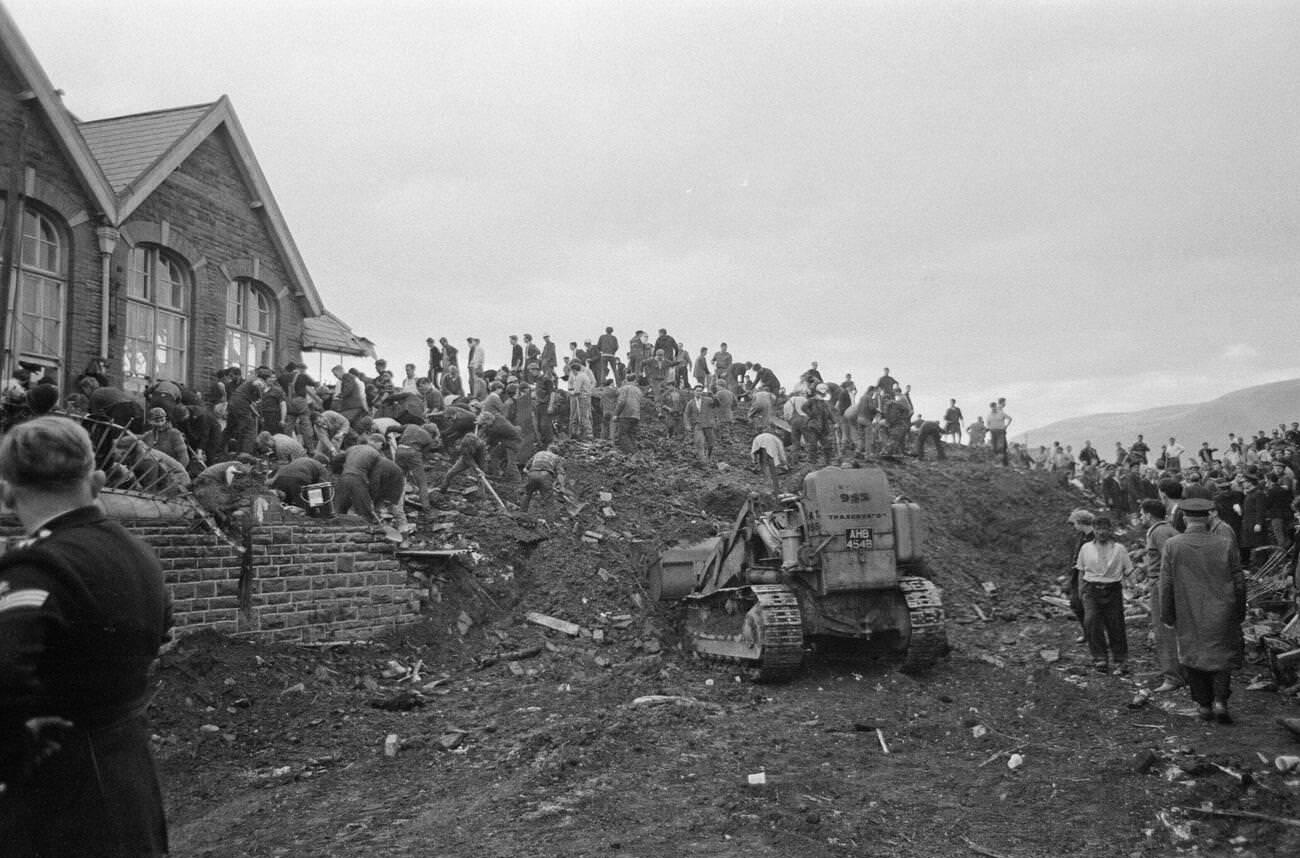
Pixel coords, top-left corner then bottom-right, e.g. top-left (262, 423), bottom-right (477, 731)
top-left (521, 444), bottom-right (581, 515)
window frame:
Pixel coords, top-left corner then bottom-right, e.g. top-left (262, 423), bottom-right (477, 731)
top-left (15, 207), bottom-right (67, 364)
top-left (122, 244), bottom-right (192, 393)
top-left (224, 277), bottom-right (277, 378)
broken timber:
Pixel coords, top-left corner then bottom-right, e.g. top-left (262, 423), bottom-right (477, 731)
top-left (395, 548), bottom-right (472, 560)
top-left (525, 611), bottom-right (581, 636)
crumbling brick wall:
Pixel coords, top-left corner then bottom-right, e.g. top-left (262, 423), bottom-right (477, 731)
top-left (0, 516), bottom-right (421, 642)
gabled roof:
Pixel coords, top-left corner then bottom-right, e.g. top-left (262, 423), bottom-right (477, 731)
top-left (91, 96), bottom-right (325, 316)
top-left (80, 104), bottom-right (213, 193)
top-left (0, 5), bottom-right (117, 219)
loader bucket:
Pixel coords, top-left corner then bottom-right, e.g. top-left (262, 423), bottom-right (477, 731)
top-left (648, 538), bottom-right (720, 601)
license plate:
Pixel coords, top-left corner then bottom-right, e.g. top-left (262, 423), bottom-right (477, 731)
top-left (845, 527), bottom-right (874, 550)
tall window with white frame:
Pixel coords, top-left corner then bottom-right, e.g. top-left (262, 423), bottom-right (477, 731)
top-left (225, 278), bottom-right (276, 377)
top-left (123, 244), bottom-right (191, 394)
top-left (13, 207), bottom-right (67, 384)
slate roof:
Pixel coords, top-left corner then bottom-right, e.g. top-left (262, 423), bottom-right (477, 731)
top-left (79, 103), bottom-right (214, 193)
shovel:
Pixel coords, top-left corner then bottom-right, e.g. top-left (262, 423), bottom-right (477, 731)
top-left (470, 464), bottom-right (508, 510)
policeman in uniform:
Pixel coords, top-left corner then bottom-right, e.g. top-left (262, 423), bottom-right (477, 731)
top-left (0, 416), bottom-right (171, 856)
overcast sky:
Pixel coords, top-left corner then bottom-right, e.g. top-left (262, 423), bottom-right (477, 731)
top-left (9, 0), bottom-right (1299, 436)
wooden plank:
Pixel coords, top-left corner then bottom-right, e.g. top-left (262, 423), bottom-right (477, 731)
top-left (1275, 647), bottom-right (1300, 666)
top-left (525, 611), bottom-right (581, 636)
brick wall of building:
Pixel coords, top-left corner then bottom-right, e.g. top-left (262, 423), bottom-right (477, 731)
top-left (0, 516), bottom-right (423, 642)
top-left (0, 54), bottom-right (109, 391)
top-left (2, 49), bottom-right (311, 394)
top-left (116, 130), bottom-right (308, 384)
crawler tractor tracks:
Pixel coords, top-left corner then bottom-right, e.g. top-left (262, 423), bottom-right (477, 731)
top-left (899, 576), bottom-right (949, 673)
top-left (684, 584), bottom-right (805, 682)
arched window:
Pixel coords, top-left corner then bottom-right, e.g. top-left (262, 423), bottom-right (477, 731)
top-left (14, 208), bottom-right (67, 380)
top-left (225, 278), bottom-right (276, 376)
top-left (123, 244), bottom-right (191, 393)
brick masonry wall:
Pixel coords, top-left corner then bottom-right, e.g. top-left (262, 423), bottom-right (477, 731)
top-left (0, 54), bottom-right (108, 390)
top-left (1, 54), bottom-right (310, 392)
top-left (0, 515), bottom-right (422, 642)
top-left (117, 130), bottom-right (309, 384)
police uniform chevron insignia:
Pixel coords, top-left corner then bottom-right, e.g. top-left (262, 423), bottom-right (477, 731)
top-left (0, 587), bottom-right (49, 612)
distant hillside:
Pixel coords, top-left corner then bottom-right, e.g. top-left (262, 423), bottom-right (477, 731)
top-left (1015, 378), bottom-right (1300, 458)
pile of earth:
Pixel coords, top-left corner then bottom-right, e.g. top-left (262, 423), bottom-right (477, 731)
top-left (151, 431), bottom-right (1300, 857)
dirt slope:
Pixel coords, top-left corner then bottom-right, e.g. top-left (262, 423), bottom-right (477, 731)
top-left (154, 436), bottom-right (1300, 857)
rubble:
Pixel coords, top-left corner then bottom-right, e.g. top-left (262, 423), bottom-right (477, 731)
top-left (367, 691), bottom-right (425, 712)
top-left (525, 611), bottom-right (582, 636)
top-left (629, 694), bottom-right (721, 711)
top-left (149, 440), bottom-right (1300, 856)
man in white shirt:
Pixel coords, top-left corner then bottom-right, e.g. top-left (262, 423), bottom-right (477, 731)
top-left (1075, 513), bottom-right (1133, 674)
top-left (986, 399), bottom-right (1012, 466)
top-left (400, 363), bottom-right (421, 394)
top-left (566, 360), bottom-right (595, 440)
top-left (1164, 437), bottom-right (1186, 473)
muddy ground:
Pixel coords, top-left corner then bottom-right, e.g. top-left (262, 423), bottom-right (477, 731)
top-left (153, 434), bottom-right (1300, 857)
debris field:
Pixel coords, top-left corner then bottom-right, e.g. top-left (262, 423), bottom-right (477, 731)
top-left (154, 437), bottom-right (1300, 857)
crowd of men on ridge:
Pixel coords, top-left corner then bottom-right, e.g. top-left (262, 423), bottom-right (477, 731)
top-left (0, 328), bottom-right (1013, 519)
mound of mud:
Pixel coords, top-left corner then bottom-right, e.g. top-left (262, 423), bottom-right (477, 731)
top-left (394, 435), bottom-right (1083, 668)
top-left (154, 432), bottom-right (1300, 857)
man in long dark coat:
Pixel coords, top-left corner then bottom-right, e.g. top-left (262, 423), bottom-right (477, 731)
top-left (1160, 497), bottom-right (1246, 724)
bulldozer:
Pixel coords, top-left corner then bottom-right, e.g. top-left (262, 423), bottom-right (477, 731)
top-left (648, 466), bottom-right (947, 681)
